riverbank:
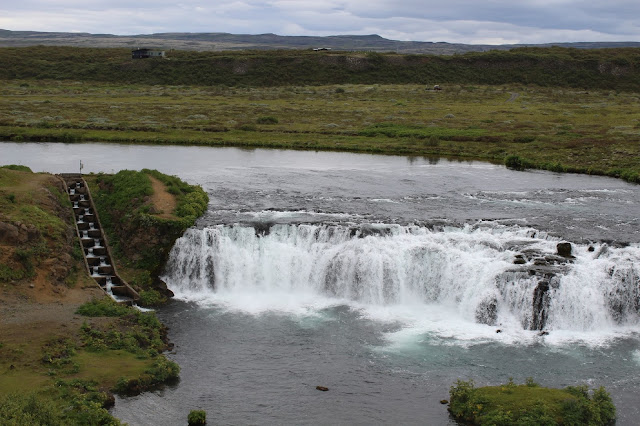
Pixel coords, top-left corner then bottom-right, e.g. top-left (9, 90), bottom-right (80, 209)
top-left (0, 166), bottom-right (203, 423)
top-left (1, 80), bottom-right (638, 183)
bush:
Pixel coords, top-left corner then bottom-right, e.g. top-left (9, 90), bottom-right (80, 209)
top-left (188, 409), bottom-right (207, 425)
top-left (75, 298), bottom-right (130, 317)
top-left (139, 289), bottom-right (167, 307)
top-left (0, 393), bottom-right (63, 425)
top-left (113, 357), bottom-right (180, 396)
top-left (505, 154), bottom-right (529, 170)
top-left (256, 116), bottom-right (279, 124)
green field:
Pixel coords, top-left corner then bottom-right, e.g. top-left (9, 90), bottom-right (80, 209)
top-left (1, 79), bottom-right (639, 182)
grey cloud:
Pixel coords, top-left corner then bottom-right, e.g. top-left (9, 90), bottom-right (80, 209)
top-left (1, 0), bottom-right (639, 43)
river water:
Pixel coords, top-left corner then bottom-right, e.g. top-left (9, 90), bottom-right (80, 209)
top-left (2, 142), bottom-right (639, 425)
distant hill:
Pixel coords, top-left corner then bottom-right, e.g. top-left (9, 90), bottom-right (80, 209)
top-left (1, 29), bottom-right (639, 54)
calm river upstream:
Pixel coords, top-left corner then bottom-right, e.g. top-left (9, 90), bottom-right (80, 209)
top-left (2, 142), bottom-right (639, 425)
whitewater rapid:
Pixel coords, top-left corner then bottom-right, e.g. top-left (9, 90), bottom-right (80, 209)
top-left (163, 223), bottom-right (640, 344)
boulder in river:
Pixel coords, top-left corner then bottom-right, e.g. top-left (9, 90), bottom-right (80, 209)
top-left (556, 242), bottom-right (573, 258)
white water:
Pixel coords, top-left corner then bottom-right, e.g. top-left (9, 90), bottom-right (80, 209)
top-left (164, 223), bottom-right (640, 344)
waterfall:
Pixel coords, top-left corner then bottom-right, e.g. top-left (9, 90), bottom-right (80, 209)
top-left (164, 224), bottom-right (640, 333)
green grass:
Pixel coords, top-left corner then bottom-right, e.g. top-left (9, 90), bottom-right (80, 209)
top-left (449, 379), bottom-right (616, 425)
top-left (76, 297), bottom-right (167, 356)
top-left (0, 167), bottom-right (73, 283)
top-left (84, 169), bottom-right (208, 302)
top-left (1, 80), bottom-right (638, 183)
top-left (75, 297), bottom-right (131, 317)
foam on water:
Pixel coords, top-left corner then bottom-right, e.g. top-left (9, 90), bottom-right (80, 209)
top-left (163, 223), bottom-right (640, 346)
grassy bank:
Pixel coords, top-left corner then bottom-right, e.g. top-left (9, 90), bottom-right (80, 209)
top-left (85, 169), bottom-right (208, 305)
top-left (1, 297), bottom-right (179, 425)
top-left (448, 379), bottom-right (616, 425)
top-left (1, 80), bottom-right (639, 183)
top-left (0, 167), bottom-right (181, 424)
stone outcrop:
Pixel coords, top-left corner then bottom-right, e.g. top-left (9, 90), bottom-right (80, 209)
top-left (0, 221), bottom-right (40, 245)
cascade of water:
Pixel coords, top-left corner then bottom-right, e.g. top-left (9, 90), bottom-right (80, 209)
top-left (164, 224), bottom-right (640, 332)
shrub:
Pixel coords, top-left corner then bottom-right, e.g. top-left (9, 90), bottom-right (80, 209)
top-left (0, 393), bottom-right (63, 425)
top-left (256, 116), bottom-right (279, 124)
top-left (75, 298), bottom-right (130, 317)
top-left (188, 410), bottom-right (207, 425)
top-left (113, 357), bottom-right (180, 396)
top-left (139, 289), bottom-right (167, 307)
top-left (505, 154), bottom-right (529, 170)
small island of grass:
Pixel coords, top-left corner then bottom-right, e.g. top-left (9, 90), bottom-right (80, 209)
top-left (448, 378), bottom-right (615, 425)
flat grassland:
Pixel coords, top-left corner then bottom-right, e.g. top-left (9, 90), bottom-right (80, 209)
top-left (1, 80), bottom-right (639, 182)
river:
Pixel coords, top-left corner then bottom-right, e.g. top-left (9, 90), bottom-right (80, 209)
top-left (2, 142), bottom-right (639, 425)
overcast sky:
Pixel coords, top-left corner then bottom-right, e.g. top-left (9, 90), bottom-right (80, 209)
top-left (2, 1), bottom-right (639, 45)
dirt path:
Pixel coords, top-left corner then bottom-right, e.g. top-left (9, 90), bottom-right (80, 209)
top-left (148, 175), bottom-right (177, 219)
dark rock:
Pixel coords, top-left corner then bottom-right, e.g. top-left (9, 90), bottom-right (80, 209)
top-left (102, 392), bottom-right (116, 409)
top-left (475, 297), bottom-right (498, 326)
top-left (0, 222), bottom-right (20, 244)
top-left (538, 331), bottom-right (549, 336)
top-left (25, 224), bottom-right (40, 242)
top-left (252, 222), bottom-right (273, 236)
top-left (531, 281), bottom-right (550, 331)
top-left (358, 225), bottom-right (391, 238)
top-left (496, 329), bottom-right (502, 333)
top-left (588, 246), bottom-right (595, 252)
top-left (154, 278), bottom-right (174, 298)
top-left (513, 255), bottom-right (526, 265)
top-left (316, 386), bottom-right (329, 391)
top-left (440, 399), bottom-right (449, 404)
top-left (556, 242), bottom-right (573, 258)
